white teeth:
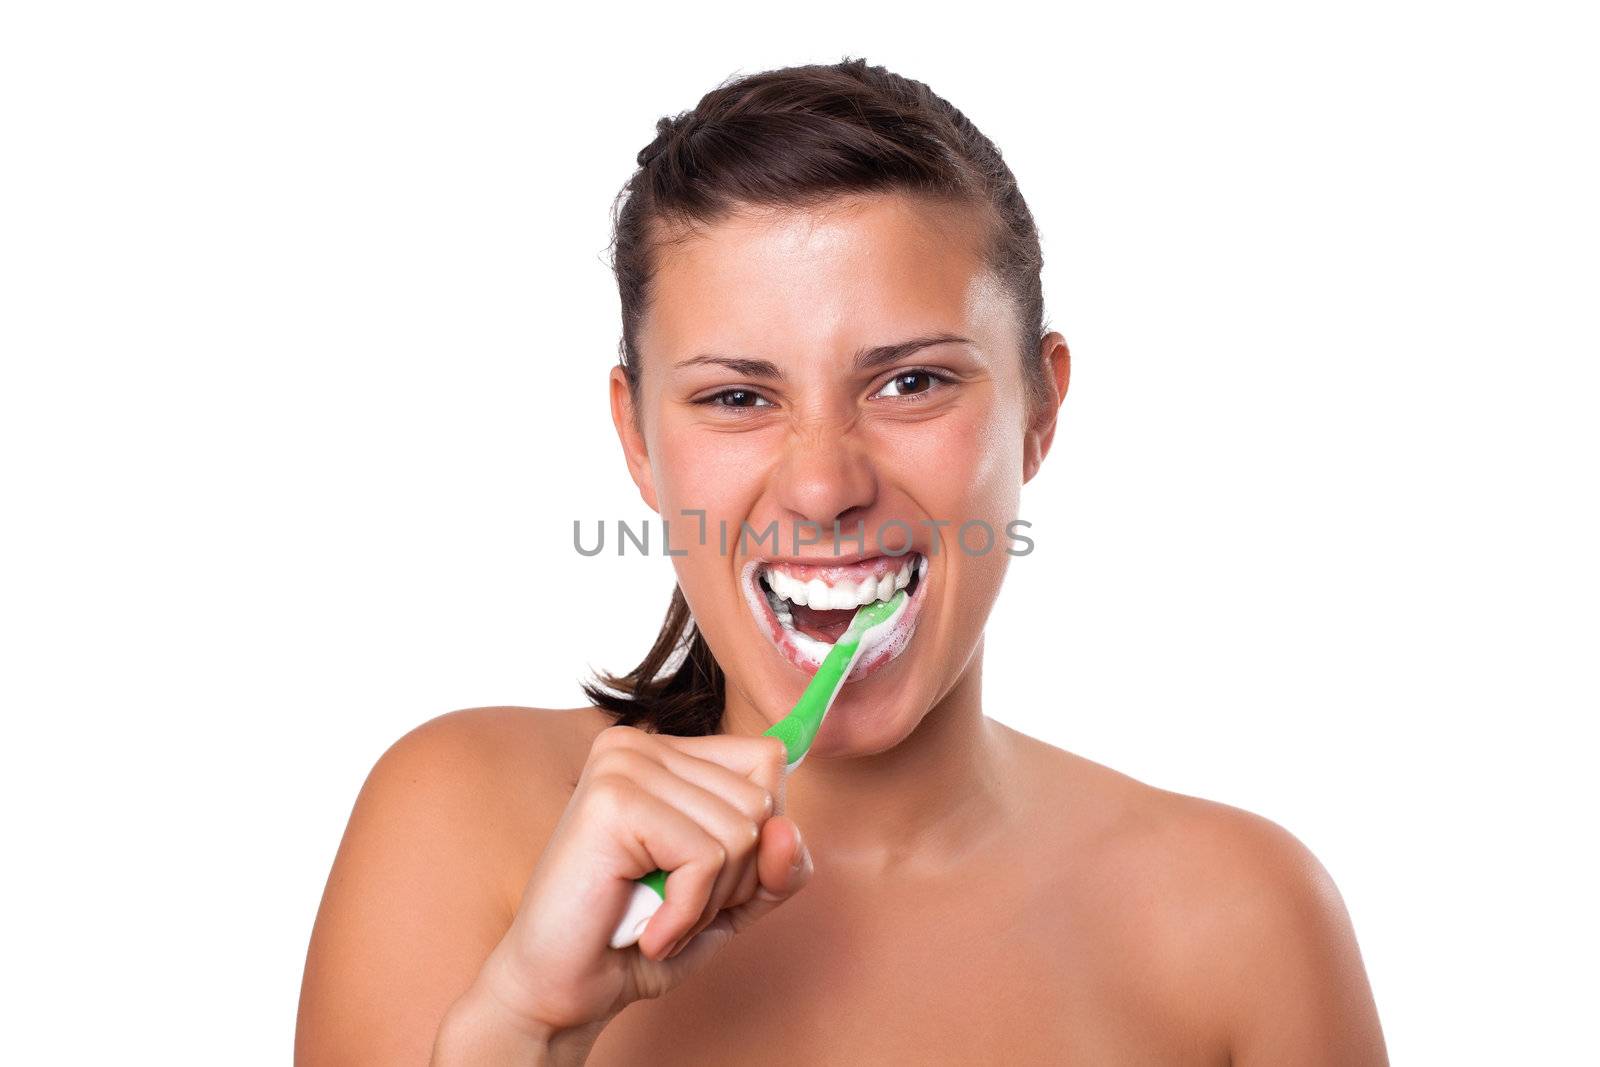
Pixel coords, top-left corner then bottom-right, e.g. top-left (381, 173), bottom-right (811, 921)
top-left (763, 569), bottom-right (807, 605)
top-left (760, 553), bottom-right (923, 612)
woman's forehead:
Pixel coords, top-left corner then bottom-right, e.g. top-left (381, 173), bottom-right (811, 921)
top-left (652, 193), bottom-right (987, 280)
top-left (643, 196), bottom-right (1008, 363)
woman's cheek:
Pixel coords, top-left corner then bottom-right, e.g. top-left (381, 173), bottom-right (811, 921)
top-left (892, 405), bottom-right (1017, 524)
top-left (654, 424), bottom-right (762, 515)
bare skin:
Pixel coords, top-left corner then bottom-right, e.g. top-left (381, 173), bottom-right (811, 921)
top-left (298, 703), bottom-right (1386, 1064)
top-left (297, 192), bottom-right (1388, 1064)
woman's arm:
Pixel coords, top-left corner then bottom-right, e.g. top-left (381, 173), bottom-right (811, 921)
top-left (295, 709), bottom-right (550, 1065)
top-left (297, 707), bottom-right (807, 1065)
top-left (1212, 813), bottom-right (1390, 1066)
top-left (431, 976), bottom-right (600, 1066)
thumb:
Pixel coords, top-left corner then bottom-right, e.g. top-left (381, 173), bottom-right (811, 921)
top-left (761, 815), bottom-right (812, 892)
top-left (727, 815), bottom-right (812, 926)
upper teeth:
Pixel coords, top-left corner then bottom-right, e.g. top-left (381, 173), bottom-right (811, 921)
top-left (762, 556), bottom-right (917, 610)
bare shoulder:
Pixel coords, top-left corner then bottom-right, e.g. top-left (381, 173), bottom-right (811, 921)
top-left (338, 705), bottom-right (612, 908)
top-left (1006, 729), bottom-right (1388, 1065)
top-left (295, 704), bottom-right (612, 1066)
top-left (385, 703), bottom-right (612, 795)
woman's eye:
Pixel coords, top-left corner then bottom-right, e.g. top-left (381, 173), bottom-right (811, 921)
top-left (699, 388), bottom-right (773, 409)
top-left (873, 369), bottom-right (946, 399)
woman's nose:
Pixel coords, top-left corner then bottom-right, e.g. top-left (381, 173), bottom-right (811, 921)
top-left (771, 429), bottom-right (878, 535)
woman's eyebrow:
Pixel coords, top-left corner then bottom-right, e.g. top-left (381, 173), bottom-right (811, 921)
top-left (675, 333), bottom-right (974, 380)
top-left (855, 333), bottom-right (974, 372)
top-left (674, 354), bottom-right (784, 379)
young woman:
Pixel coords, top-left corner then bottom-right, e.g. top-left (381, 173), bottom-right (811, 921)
top-left (296, 57), bottom-right (1388, 1065)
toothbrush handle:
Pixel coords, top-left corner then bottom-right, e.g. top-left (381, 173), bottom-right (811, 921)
top-left (602, 596), bottom-right (897, 950)
top-left (601, 611), bottom-right (876, 951)
top-left (608, 761), bottom-right (808, 949)
top-left (610, 875), bottom-right (667, 949)
top-left (607, 721), bottom-right (803, 950)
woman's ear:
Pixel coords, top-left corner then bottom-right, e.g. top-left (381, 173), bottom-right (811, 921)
top-left (1021, 333), bottom-right (1071, 484)
top-left (609, 365), bottom-right (660, 512)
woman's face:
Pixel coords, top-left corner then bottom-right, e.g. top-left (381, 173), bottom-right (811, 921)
top-left (612, 192), bottom-right (1065, 757)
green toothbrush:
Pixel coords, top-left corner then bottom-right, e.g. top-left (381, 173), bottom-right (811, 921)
top-left (608, 589), bottom-right (909, 949)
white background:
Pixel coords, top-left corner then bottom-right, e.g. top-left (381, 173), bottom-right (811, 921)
top-left (3, 2), bottom-right (1595, 1062)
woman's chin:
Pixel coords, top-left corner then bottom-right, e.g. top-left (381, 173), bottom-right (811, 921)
top-left (806, 668), bottom-right (923, 752)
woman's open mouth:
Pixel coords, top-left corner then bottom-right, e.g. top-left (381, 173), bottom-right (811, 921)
top-left (741, 551), bottom-right (928, 681)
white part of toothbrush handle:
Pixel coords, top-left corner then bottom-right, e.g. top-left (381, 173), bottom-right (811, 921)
top-left (609, 880), bottom-right (664, 949)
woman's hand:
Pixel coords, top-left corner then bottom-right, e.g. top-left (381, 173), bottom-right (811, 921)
top-left (442, 724), bottom-right (813, 1057)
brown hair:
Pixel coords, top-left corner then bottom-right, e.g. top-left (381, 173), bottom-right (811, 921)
top-left (581, 56), bottom-right (1051, 736)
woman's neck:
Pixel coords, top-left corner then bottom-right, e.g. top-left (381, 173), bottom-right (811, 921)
top-left (720, 643), bottom-right (1018, 880)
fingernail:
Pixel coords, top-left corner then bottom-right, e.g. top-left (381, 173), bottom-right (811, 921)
top-left (790, 841), bottom-right (807, 871)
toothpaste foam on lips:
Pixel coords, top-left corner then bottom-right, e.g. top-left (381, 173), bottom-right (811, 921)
top-left (742, 551), bottom-right (928, 681)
